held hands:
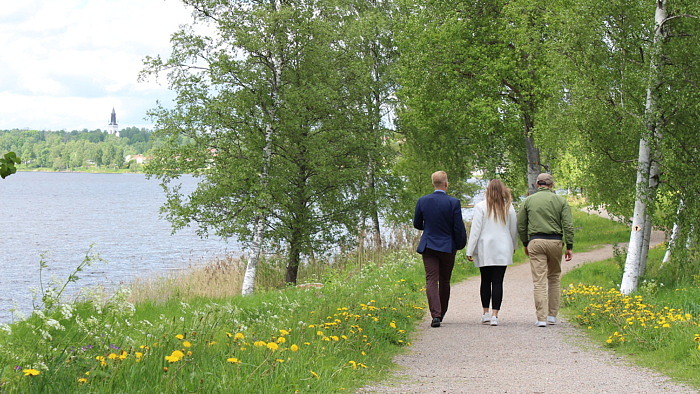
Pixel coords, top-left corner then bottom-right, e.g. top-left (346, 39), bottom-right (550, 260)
top-left (466, 255), bottom-right (473, 262)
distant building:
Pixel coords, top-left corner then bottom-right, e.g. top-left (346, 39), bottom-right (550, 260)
top-left (107, 108), bottom-right (120, 137)
top-left (124, 154), bottom-right (148, 165)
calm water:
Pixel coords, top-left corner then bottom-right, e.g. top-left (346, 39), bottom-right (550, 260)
top-left (0, 172), bottom-right (236, 323)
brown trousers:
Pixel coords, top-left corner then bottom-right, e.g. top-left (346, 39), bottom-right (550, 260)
top-left (422, 248), bottom-right (456, 319)
top-left (528, 239), bottom-right (564, 321)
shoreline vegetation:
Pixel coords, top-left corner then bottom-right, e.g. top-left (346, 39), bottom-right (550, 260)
top-left (18, 168), bottom-right (144, 174)
top-left (0, 210), bottom-right (698, 391)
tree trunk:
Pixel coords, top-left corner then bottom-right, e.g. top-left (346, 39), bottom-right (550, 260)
top-left (286, 230), bottom-right (303, 285)
top-left (242, 0), bottom-right (281, 296)
top-left (524, 113), bottom-right (541, 195)
top-left (620, 137), bottom-right (652, 294)
top-left (620, 0), bottom-right (667, 295)
top-left (661, 200), bottom-right (684, 267)
top-left (241, 216), bottom-right (265, 295)
top-left (242, 121), bottom-right (274, 295)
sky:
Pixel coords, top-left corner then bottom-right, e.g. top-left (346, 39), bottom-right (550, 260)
top-left (0, 0), bottom-right (194, 131)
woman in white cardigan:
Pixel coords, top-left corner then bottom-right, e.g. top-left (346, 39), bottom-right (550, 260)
top-left (466, 179), bottom-right (518, 326)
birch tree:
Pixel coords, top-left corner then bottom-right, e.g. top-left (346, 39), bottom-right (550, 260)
top-left (142, 0), bottom-right (376, 290)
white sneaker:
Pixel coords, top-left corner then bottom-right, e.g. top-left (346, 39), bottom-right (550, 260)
top-left (481, 313), bottom-right (491, 324)
top-left (535, 321), bottom-right (547, 327)
top-left (547, 316), bottom-right (557, 325)
top-left (490, 316), bottom-right (499, 326)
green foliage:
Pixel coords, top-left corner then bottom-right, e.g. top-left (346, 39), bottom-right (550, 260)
top-left (0, 151), bottom-right (21, 179)
top-left (0, 128), bottom-right (155, 172)
top-left (142, 0), bottom-right (398, 282)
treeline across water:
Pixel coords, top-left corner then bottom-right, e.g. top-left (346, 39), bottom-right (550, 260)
top-left (0, 128), bottom-right (159, 171)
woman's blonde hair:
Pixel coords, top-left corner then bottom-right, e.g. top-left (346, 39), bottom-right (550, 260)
top-left (485, 179), bottom-right (512, 224)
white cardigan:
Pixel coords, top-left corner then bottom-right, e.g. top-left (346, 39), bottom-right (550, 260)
top-left (466, 200), bottom-right (518, 267)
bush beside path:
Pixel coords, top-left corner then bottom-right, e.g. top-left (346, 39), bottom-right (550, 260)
top-left (360, 230), bottom-right (697, 393)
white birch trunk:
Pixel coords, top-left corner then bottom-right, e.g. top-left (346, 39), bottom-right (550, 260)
top-left (620, 0), bottom-right (667, 295)
top-left (242, 0), bottom-right (281, 295)
top-left (620, 138), bottom-right (652, 294)
top-left (661, 200), bottom-right (684, 267)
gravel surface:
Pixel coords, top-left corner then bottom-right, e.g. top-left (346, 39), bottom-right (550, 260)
top-left (360, 229), bottom-right (698, 393)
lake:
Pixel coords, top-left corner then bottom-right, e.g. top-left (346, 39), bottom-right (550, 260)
top-left (0, 172), bottom-right (236, 324)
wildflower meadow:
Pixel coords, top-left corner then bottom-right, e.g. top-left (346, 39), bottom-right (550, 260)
top-left (561, 247), bottom-right (700, 387)
top-left (0, 250), bottom-right (450, 392)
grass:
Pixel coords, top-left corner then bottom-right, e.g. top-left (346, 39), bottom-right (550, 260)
top-left (561, 246), bottom-right (700, 389)
top-left (0, 250), bottom-right (433, 392)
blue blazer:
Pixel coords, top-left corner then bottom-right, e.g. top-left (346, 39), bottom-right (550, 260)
top-left (413, 190), bottom-right (467, 254)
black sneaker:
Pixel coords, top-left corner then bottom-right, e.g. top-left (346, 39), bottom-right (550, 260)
top-left (431, 317), bottom-right (441, 327)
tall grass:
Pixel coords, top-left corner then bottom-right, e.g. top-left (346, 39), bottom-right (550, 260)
top-left (0, 249), bottom-right (433, 392)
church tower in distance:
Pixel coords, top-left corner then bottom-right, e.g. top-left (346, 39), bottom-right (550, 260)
top-left (108, 107), bottom-right (120, 137)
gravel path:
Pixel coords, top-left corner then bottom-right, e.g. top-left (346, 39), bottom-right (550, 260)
top-left (360, 230), bottom-right (698, 393)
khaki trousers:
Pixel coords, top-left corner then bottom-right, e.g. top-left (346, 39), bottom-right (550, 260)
top-left (528, 239), bottom-right (564, 322)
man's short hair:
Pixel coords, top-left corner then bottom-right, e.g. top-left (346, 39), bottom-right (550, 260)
top-left (536, 173), bottom-right (554, 186)
top-left (432, 171), bottom-right (448, 188)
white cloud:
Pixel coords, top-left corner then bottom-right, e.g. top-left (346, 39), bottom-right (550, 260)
top-left (0, 0), bottom-right (192, 131)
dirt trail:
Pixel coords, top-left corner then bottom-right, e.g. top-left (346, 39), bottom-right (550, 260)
top-left (360, 229), bottom-right (698, 393)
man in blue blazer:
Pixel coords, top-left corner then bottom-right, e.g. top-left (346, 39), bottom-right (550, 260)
top-left (413, 171), bottom-right (467, 327)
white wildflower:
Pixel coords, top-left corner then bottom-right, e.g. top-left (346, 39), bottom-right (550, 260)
top-left (0, 324), bottom-right (12, 335)
top-left (59, 304), bottom-right (74, 320)
top-left (45, 319), bottom-right (64, 331)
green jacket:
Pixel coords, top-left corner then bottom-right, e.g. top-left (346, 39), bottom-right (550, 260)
top-left (517, 187), bottom-right (574, 250)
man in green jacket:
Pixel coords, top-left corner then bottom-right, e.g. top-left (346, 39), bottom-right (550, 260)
top-left (517, 173), bottom-right (574, 327)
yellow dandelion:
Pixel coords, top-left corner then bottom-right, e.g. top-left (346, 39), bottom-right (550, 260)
top-left (290, 344), bottom-right (300, 352)
top-left (22, 369), bottom-right (40, 376)
top-left (226, 332), bottom-right (233, 338)
top-left (234, 332), bottom-right (245, 341)
top-left (108, 353), bottom-right (118, 360)
top-left (316, 330), bottom-right (324, 336)
top-left (208, 341), bottom-right (217, 346)
top-left (95, 356), bottom-right (107, 366)
top-left (275, 358), bottom-right (285, 363)
top-left (254, 341), bottom-right (267, 347)
top-left (330, 336), bottom-right (340, 341)
top-left (277, 337), bottom-right (286, 344)
top-left (267, 342), bottom-right (279, 351)
top-left (227, 357), bottom-right (241, 364)
top-left (175, 334), bottom-right (185, 340)
top-left (279, 329), bottom-right (290, 336)
top-left (78, 377), bottom-right (88, 383)
top-left (310, 370), bottom-right (319, 379)
top-left (182, 341), bottom-right (192, 348)
top-left (165, 350), bottom-right (185, 363)
top-left (390, 322), bottom-right (397, 329)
